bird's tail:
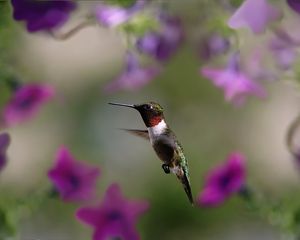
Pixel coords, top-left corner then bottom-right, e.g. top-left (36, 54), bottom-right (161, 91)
top-left (176, 167), bottom-right (194, 206)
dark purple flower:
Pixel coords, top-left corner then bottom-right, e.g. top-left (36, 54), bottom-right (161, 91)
top-left (11, 0), bottom-right (76, 32)
top-left (197, 152), bottom-right (246, 207)
top-left (198, 34), bottom-right (230, 60)
top-left (136, 14), bottom-right (184, 62)
top-left (104, 52), bottom-right (160, 93)
top-left (228, 0), bottom-right (281, 34)
top-left (0, 133), bottom-right (11, 172)
top-left (3, 84), bottom-right (55, 126)
top-left (287, 0), bottom-right (300, 14)
top-left (200, 52), bottom-right (266, 106)
top-left (48, 147), bottom-right (100, 203)
top-left (95, 0), bottom-right (146, 27)
top-left (76, 183), bottom-right (149, 240)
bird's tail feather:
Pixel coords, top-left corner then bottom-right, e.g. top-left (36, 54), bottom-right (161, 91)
top-left (176, 169), bottom-right (194, 206)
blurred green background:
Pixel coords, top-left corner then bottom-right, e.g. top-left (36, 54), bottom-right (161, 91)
top-left (1, 1), bottom-right (300, 239)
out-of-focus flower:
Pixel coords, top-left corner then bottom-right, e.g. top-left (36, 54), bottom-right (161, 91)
top-left (3, 84), bottom-right (55, 126)
top-left (198, 34), bottom-right (230, 60)
top-left (244, 48), bottom-right (277, 82)
top-left (76, 183), bottom-right (149, 240)
top-left (200, 52), bottom-right (266, 106)
top-left (197, 152), bottom-right (246, 207)
top-left (269, 29), bottom-right (300, 70)
top-left (0, 133), bottom-right (11, 172)
top-left (11, 0), bottom-right (76, 32)
top-left (48, 147), bottom-right (100, 203)
top-left (104, 52), bottom-right (160, 93)
top-left (228, 0), bottom-right (281, 34)
top-left (95, 0), bottom-right (145, 27)
top-left (136, 14), bottom-right (184, 62)
top-left (287, 0), bottom-right (300, 14)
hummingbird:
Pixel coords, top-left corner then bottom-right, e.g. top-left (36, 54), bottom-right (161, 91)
top-left (109, 101), bottom-right (194, 205)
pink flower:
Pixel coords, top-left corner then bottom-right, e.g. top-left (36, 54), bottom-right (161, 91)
top-left (228, 0), bottom-right (281, 34)
top-left (76, 183), bottom-right (149, 240)
top-left (200, 53), bottom-right (266, 106)
top-left (48, 147), bottom-right (100, 203)
top-left (95, 0), bottom-right (146, 27)
top-left (3, 84), bottom-right (55, 126)
top-left (197, 152), bottom-right (246, 207)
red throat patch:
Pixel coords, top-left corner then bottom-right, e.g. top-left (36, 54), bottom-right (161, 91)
top-left (149, 116), bottom-right (162, 127)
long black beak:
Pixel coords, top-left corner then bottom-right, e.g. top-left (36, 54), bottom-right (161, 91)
top-left (108, 102), bottom-right (136, 109)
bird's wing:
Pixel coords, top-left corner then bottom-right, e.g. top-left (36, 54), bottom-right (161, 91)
top-left (120, 129), bottom-right (149, 140)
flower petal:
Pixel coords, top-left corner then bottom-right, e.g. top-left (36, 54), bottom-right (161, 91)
top-left (228, 0), bottom-right (281, 34)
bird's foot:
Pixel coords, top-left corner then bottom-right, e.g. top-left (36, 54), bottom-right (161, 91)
top-left (162, 164), bottom-right (170, 174)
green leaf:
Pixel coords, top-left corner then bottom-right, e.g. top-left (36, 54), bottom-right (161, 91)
top-left (229, 0), bottom-right (244, 7)
top-left (0, 208), bottom-right (17, 239)
top-left (105, 0), bottom-right (137, 8)
top-left (120, 14), bottom-right (159, 36)
top-left (293, 207), bottom-right (300, 224)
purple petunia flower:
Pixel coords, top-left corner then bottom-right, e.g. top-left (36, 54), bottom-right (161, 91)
top-left (200, 52), bottom-right (266, 106)
top-left (3, 84), bottom-right (55, 126)
top-left (227, 0), bottom-right (281, 34)
top-left (136, 14), bottom-right (184, 62)
top-left (0, 133), bottom-right (11, 172)
top-left (198, 34), bottom-right (230, 60)
top-left (287, 0), bottom-right (300, 14)
top-left (48, 147), bottom-right (100, 203)
top-left (11, 0), bottom-right (77, 32)
top-left (269, 29), bottom-right (300, 70)
top-left (76, 183), bottom-right (149, 240)
top-left (104, 52), bottom-right (160, 93)
top-left (95, 0), bottom-right (146, 27)
top-left (197, 152), bottom-right (246, 207)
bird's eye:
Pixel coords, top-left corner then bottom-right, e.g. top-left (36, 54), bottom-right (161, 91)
top-left (143, 105), bottom-right (152, 110)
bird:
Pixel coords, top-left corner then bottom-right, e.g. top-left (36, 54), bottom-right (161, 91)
top-left (109, 101), bottom-right (194, 205)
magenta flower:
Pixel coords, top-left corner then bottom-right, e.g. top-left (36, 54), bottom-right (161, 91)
top-left (11, 0), bottom-right (76, 32)
top-left (136, 14), bottom-right (184, 62)
top-left (0, 133), bottom-right (11, 172)
top-left (200, 53), bottom-right (266, 106)
top-left (76, 183), bottom-right (149, 240)
top-left (104, 52), bottom-right (160, 93)
top-left (95, 0), bottom-right (145, 27)
top-left (287, 0), bottom-right (300, 14)
top-left (3, 84), bottom-right (55, 126)
top-left (227, 0), bottom-right (281, 34)
top-left (48, 147), bottom-right (100, 203)
top-left (197, 152), bottom-right (246, 207)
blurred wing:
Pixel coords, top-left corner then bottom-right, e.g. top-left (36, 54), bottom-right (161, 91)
top-left (120, 129), bottom-right (149, 140)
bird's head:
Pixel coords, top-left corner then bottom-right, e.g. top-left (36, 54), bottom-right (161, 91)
top-left (109, 101), bottom-right (164, 127)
